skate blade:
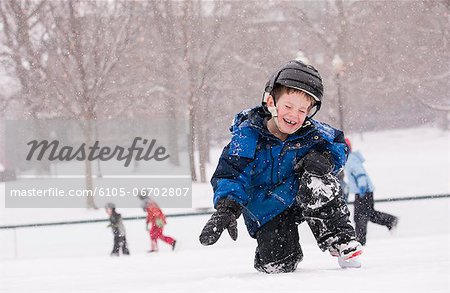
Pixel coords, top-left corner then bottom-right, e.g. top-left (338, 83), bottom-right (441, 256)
top-left (338, 256), bottom-right (361, 268)
top-left (338, 250), bottom-right (362, 268)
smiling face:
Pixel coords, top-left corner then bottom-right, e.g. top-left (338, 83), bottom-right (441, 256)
top-left (267, 88), bottom-right (314, 139)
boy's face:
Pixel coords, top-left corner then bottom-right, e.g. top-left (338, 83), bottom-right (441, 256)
top-left (106, 208), bottom-right (113, 215)
top-left (268, 90), bottom-right (313, 135)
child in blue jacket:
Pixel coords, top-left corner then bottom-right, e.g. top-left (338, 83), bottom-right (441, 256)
top-left (344, 138), bottom-right (398, 245)
top-left (199, 60), bottom-right (362, 273)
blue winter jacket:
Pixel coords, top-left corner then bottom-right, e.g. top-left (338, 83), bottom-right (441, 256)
top-left (344, 151), bottom-right (374, 196)
top-left (211, 107), bottom-right (348, 237)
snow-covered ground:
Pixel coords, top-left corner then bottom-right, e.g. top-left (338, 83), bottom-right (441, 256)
top-left (0, 127), bottom-right (449, 292)
top-left (0, 198), bottom-right (449, 293)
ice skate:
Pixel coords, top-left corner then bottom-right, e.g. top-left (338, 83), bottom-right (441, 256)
top-left (172, 240), bottom-right (177, 251)
top-left (334, 240), bottom-right (362, 268)
top-left (389, 218), bottom-right (399, 235)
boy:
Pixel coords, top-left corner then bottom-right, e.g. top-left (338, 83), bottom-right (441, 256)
top-left (105, 202), bottom-right (130, 256)
top-left (344, 138), bottom-right (398, 245)
top-left (199, 60), bottom-right (362, 273)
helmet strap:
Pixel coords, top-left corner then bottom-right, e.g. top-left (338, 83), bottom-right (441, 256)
top-left (265, 93), bottom-right (281, 129)
top-left (261, 92), bottom-right (272, 117)
top-left (268, 105), bottom-right (280, 129)
top-left (307, 102), bottom-right (321, 120)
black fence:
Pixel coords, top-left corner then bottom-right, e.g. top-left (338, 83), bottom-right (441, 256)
top-left (0, 193), bottom-right (449, 230)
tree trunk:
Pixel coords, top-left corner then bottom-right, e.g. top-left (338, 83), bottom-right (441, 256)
top-left (198, 91), bottom-right (209, 182)
top-left (188, 104), bottom-right (197, 182)
top-left (167, 95), bottom-right (180, 166)
top-left (198, 118), bottom-right (207, 183)
top-left (32, 119), bottom-right (51, 175)
top-left (205, 128), bottom-right (211, 164)
top-left (83, 120), bottom-right (97, 209)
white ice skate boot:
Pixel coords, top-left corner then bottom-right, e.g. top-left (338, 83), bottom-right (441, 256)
top-left (332, 240), bottom-right (363, 268)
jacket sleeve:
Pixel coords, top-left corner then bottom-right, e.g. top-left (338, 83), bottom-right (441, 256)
top-left (322, 130), bottom-right (349, 175)
top-left (310, 120), bottom-right (348, 175)
top-left (210, 127), bottom-right (257, 208)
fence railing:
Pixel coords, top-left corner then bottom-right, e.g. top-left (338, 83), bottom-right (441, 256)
top-left (1, 193), bottom-right (448, 230)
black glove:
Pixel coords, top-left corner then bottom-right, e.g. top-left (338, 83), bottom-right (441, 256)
top-left (295, 150), bottom-right (333, 177)
top-left (199, 198), bottom-right (242, 246)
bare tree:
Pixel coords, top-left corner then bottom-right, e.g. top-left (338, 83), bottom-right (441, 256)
top-left (0, 0), bottom-right (48, 118)
top-left (178, 0), bottom-right (227, 182)
top-left (0, 0), bottom-right (54, 175)
top-left (0, 0), bottom-right (144, 208)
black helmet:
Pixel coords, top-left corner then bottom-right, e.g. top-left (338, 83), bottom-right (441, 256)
top-left (262, 60), bottom-right (324, 118)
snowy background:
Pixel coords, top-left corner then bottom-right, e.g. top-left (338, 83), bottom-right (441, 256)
top-left (0, 127), bottom-right (449, 293)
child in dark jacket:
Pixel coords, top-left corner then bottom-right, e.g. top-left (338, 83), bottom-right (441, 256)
top-left (199, 60), bottom-right (362, 273)
top-left (105, 203), bottom-right (130, 256)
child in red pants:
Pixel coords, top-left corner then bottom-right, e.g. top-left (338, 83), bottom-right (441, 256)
top-left (145, 199), bottom-right (176, 252)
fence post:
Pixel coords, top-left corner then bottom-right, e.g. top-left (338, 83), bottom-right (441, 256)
top-left (13, 227), bottom-right (18, 258)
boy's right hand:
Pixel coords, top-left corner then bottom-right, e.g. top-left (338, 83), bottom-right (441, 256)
top-left (199, 198), bottom-right (242, 246)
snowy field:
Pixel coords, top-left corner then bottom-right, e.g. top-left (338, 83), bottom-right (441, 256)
top-left (0, 127), bottom-right (449, 292)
